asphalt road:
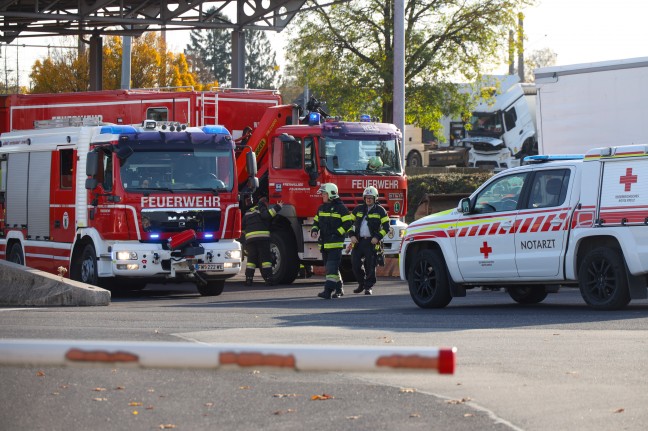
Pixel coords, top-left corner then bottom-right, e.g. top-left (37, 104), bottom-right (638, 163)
top-left (1, 273), bottom-right (648, 431)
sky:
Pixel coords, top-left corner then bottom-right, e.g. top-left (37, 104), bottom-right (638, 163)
top-left (2, 0), bottom-right (647, 89)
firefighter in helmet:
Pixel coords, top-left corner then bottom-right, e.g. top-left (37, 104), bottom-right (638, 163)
top-left (242, 195), bottom-right (283, 286)
top-left (347, 186), bottom-right (390, 295)
top-left (367, 156), bottom-right (383, 171)
top-left (310, 183), bottom-right (354, 299)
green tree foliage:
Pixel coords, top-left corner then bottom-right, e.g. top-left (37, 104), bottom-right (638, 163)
top-left (185, 10), bottom-right (278, 88)
top-left (29, 33), bottom-right (196, 93)
top-left (282, 0), bottom-right (532, 128)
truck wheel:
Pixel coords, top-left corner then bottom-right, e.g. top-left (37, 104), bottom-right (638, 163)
top-left (578, 247), bottom-right (631, 310)
top-left (8, 243), bottom-right (25, 265)
top-left (407, 151), bottom-right (423, 168)
top-left (72, 243), bottom-right (100, 286)
top-left (197, 279), bottom-right (225, 296)
top-left (270, 231), bottom-right (299, 285)
top-left (407, 249), bottom-right (452, 308)
top-left (507, 286), bottom-right (548, 304)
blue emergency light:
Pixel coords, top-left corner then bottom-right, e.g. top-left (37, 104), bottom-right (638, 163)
top-left (308, 112), bottom-right (321, 125)
top-left (100, 125), bottom-right (137, 134)
top-left (524, 154), bottom-right (584, 163)
top-left (360, 114), bottom-right (371, 122)
top-left (202, 125), bottom-right (230, 135)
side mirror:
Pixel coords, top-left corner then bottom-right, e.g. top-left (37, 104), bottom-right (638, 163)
top-left (85, 178), bottom-right (99, 190)
top-left (459, 197), bottom-right (471, 214)
top-left (246, 150), bottom-right (257, 177)
top-left (116, 145), bottom-right (134, 162)
top-left (86, 152), bottom-right (99, 176)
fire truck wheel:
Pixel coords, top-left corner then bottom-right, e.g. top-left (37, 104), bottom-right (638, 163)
top-left (8, 243), bottom-right (25, 265)
top-left (270, 231), bottom-right (299, 285)
top-left (197, 279), bottom-right (225, 296)
top-left (407, 249), bottom-right (452, 309)
top-left (578, 247), bottom-right (631, 310)
top-left (507, 286), bottom-right (548, 304)
top-left (72, 243), bottom-right (100, 286)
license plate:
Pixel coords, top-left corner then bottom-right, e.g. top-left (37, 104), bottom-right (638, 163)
top-left (196, 263), bottom-right (224, 271)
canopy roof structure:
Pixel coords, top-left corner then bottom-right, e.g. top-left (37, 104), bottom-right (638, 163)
top-left (0, 0), bottom-right (310, 43)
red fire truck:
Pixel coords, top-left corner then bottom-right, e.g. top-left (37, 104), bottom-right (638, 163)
top-left (0, 87), bottom-right (281, 139)
top-left (0, 116), bottom-right (256, 295)
top-left (237, 101), bottom-right (408, 284)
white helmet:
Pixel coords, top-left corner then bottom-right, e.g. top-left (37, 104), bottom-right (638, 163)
top-left (317, 183), bottom-right (339, 199)
top-left (363, 186), bottom-right (379, 199)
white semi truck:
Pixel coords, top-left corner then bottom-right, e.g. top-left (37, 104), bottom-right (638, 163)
top-left (534, 57), bottom-right (648, 155)
top-left (462, 75), bottom-right (537, 170)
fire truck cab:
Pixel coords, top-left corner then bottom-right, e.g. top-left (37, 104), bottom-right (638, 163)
top-left (401, 146), bottom-right (648, 310)
top-left (0, 117), bottom-right (246, 296)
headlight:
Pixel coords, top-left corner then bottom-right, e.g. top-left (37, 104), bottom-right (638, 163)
top-left (116, 251), bottom-right (138, 260)
top-left (400, 229), bottom-right (406, 238)
top-left (226, 250), bottom-right (242, 260)
top-left (116, 264), bottom-right (139, 270)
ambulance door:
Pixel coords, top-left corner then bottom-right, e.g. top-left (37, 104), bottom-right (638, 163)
top-left (456, 172), bottom-right (529, 280)
top-left (515, 168), bottom-right (571, 277)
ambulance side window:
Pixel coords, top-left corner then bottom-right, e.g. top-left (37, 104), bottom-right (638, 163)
top-left (527, 169), bottom-right (570, 209)
top-left (474, 173), bottom-right (528, 213)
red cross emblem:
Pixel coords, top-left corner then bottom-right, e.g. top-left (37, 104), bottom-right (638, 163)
top-left (480, 241), bottom-right (492, 259)
top-left (620, 167), bottom-right (638, 192)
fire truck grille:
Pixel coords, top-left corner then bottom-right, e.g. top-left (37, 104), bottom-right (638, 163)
top-left (141, 209), bottom-right (221, 235)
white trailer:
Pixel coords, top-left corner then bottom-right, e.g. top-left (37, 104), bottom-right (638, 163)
top-left (535, 57), bottom-right (648, 155)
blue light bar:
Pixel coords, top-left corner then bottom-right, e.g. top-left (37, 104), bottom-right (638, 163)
top-left (308, 112), bottom-right (321, 126)
top-left (360, 114), bottom-right (371, 122)
top-left (100, 125), bottom-right (137, 134)
top-left (150, 233), bottom-right (160, 239)
top-left (202, 125), bottom-right (230, 135)
top-left (524, 154), bottom-right (584, 163)
top-left (204, 233), bottom-right (214, 239)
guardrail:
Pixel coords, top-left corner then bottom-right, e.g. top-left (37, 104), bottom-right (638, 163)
top-left (0, 339), bottom-right (456, 374)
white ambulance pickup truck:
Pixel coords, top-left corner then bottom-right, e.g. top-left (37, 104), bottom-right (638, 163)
top-left (400, 145), bottom-right (648, 310)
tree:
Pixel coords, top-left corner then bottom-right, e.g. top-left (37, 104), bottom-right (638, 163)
top-left (185, 10), bottom-right (278, 88)
top-left (524, 48), bottom-right (558, 82)
top-left (29, 33), bottom-right (196, 92)
top-left (282, 0), bottom-right (532, 128)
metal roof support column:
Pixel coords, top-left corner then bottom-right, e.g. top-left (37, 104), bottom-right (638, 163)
top-left (89, 35), bottom-right (103, 91)
top-left (231, 29), bottom-right (246, 88)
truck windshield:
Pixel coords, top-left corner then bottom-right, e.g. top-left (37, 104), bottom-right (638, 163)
top-left (119, 146), bottom-right (234, 192)
top-left (322, 137), bottom-right (402, 175)
top-left (467, 113), bottom-right (503, 138)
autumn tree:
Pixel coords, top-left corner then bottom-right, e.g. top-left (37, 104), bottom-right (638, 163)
top-left (524, 48), bottom-right (558, 82)
top-left (282, 0), bottom-right (533, 132)
top-left (29, 33), bottom-right (197, 92)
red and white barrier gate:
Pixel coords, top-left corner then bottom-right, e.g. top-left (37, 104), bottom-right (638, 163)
top-left (0, 340), bottom-right (456, 374)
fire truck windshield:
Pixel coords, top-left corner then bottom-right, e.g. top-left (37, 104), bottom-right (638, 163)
top-left (119, 146), bottom-right (234, 192)
top-left (322, 137), bottom-right (402, 175)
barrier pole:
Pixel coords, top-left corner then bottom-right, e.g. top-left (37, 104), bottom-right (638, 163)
top-left (0, 339), bottom-right (456, 374)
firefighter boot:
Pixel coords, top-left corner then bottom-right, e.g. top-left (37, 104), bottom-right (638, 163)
top-left (262, 268), bottom-right (274, 286)
top-left (353, 285), bottom-right (365, 294)
top-left (332, 282), bottom-right (344, 298)
top-left (317, 287), bottom-right (334, 299)
top-left (245, 268), bottom-right (254, 286)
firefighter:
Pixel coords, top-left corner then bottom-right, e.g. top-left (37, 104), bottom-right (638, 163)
top-left (311, 183), bottom-right (354, 299)
top-left (242, 196), bottom-right (283, 286)
top-left (347, 186), bottom-right (390, 295)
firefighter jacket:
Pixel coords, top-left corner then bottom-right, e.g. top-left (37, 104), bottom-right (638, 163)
top-left (242, 200), bottom-right (281, 243)
top-left (348, 203), bottom-right (390, 242)
top-left (311, 198), bottom-right (354, 250)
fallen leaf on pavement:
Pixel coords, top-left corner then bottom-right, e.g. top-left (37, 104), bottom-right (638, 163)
top-left (93, 388), bottom-right (107, 392)
top-left (159, 424), bottom-right (176, 429)
top-left (128, 402), bottom-right (143, 406)
top-left (614, 408), bottom-right (625, 414)
top-left (204, 402), bottom-right (215, 407)
top-left (273, 409), bottom-right (295, 415)
top-left (399, 388), bottom-right (416, 393)
top-left (239, 386), bottom-right (251, 390)
top-left (409, 413), bottom-right (421, 418)
top-left (311, 394), bottom-right (334, 400)
top-left (446, 397), bottom-right (471, 404)
top-left (346, 416), bottom-right (361, 420)
top-left (464, 413), bottom-right (474, 417)
top-left (92, 398), bottom-right (108, 402)
top-left (36, 371), bottom-right (45, 377)
top-left (273, 393), bottom-right (300, 398)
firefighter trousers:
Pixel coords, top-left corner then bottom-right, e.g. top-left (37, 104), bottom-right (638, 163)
top-left (351, 238), bottom-right (377, 289)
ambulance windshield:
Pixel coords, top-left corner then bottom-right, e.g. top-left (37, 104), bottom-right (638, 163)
top-left (119, 146), bottom-right (234, 192)
top-left (322, 137), bottom-right (402, 175)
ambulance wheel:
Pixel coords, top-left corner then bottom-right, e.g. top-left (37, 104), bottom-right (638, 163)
top-left (197, 279), bottom-right (225, 296)
top-left (8, 243), bottom-right (25, 265)
top-left (578, 247), bottom-right (631, 310)
top-left (72, 243), bottom-right (100, 286)
top-left (408, 249), bottom-right (452, 308)
top-left (507, 286), bottom-right (548, 304)
top-left (270, 231), bottom-right (299, 285)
